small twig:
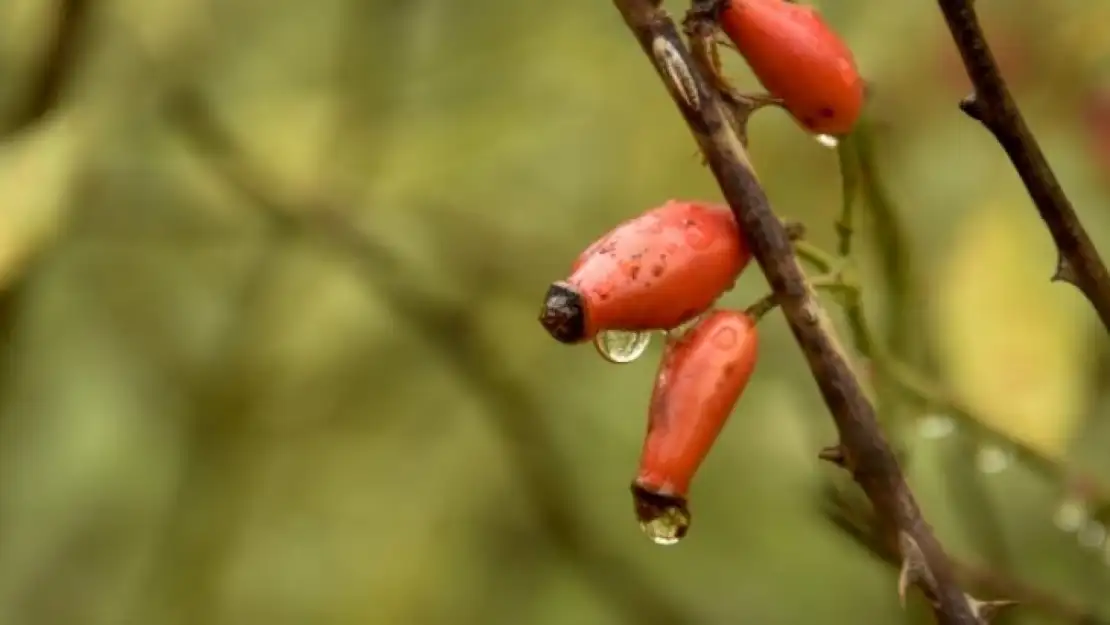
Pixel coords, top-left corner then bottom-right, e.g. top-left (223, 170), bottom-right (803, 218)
top-left (3, 0), bottom-right (90, 134)
top-left (614, 2), bottom-right (978, 622)
top-left (935, 0), bottom-right (1110, 332)
top-left (834, 134), bottom-right (860, 258)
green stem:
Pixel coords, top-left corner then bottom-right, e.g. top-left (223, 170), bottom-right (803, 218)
top-left (793, 240), bottom-right (837, 273)
top-left (835, 134), bottom-right (860, 257)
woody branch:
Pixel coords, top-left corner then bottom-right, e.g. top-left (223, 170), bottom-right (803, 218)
top-left (610, 1), bottom-right (980, 623)
top-left (934, 0), bottom-right (1110, 332)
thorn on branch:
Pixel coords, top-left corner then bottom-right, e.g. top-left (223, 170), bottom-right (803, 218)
top-left (898, 531), bottom-right (939, 608)
top-left (967, 596), bottom-right (1018, 623)
top-left (817, 444), bottom-right (848, 468)
top-left (957, 93), bottom-right (988, 125)
top-left (652, 36), bottom-right (701, 111)
top-left (1052, 254), bottom-right (1080, 286)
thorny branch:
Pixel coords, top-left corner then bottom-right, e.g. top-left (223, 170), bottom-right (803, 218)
top-left (163, 89), bottom-right (695, 625)
top-left (612, 1), bottom-right (979, 622)
top-left (935, 0), bottom-right (1110, 332)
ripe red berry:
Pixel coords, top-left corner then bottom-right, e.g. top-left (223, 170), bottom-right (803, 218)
top-left (718, 0), bottom-right (865, 136)
top-left (539, 200), bottom-right (751, 344)
top-left (632, 310), bottom-right (760, 543)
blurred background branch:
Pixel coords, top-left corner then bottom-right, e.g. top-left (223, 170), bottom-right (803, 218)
top-left (935, 0), bottom-right (1110, 332)
top-left (161, 87), bottom-right (696, 625)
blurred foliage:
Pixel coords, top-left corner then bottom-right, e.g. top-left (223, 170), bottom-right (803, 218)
top-left (0, 0), bottom-right (1109, 624)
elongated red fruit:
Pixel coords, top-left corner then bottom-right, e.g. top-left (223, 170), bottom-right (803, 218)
top-left (632, 310), bottom-right (759, 543)
top-left (539, 200), bottom-right (750, 344)
top-left (719, 0), bottom-right (864, 136)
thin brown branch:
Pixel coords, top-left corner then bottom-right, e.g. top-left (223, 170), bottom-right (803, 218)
top-left (935, 0), bottom-right (1110, 332)
top-left (613, 1), bottom-right (979, 622)
top-left (3, 0), bottom-right (91, 135)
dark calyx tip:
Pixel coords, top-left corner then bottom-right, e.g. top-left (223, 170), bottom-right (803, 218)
top-left (539, 282), bottom-right (586, 344)
top-left (630, 482), bottom-right (690, 535)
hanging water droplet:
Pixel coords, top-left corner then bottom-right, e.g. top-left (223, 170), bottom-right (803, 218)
top-left (631, 484), bottom-right (691, 546)
top-left (594, 330), bottom-right (652, 364)
top-left (1053, 499), bottom-right (1088, 533)
top-left (640, 514), bottom-right (688, 546)
top-left (916, 414), bottom-right (957, 440)
top-left (815, 133), bottom-right (839, 148)
top-left (666, 313), bottom-right (705, 340)
top-left (975, 445), bottom-right (1013, 475)
top-left (1079, 522), bottom-right (1107, 549)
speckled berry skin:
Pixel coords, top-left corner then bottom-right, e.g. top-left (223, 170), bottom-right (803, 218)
top-left (539, 200), bottom-right (750, 344)
top-left (720, 0), bottom-right (865, 136)
top-left (635, 310), bottom-right (759, 498)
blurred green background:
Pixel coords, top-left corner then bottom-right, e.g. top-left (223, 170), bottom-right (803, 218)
top-left (1, 0), bottom-right (1110, 624)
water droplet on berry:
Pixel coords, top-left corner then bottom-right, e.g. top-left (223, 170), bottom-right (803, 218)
top-left (640, 514), bottom-right (688, 546)
top-left (815, 134), bottom-right (839, 148)
top-left (594, 330), bottom-right (651, 364)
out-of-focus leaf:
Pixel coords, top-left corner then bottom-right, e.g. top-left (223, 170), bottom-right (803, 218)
top-left (934, 197), bottom-right (1092, 461)
top-left (0, 111), bottom-right (84, 289)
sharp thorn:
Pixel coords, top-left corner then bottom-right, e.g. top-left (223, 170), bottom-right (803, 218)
top-left (967, 595), bottom-right (1018, 623)
top-left (1051, 254), bottom-right (1079, 285)
top-left (818, 445), bottom-right (847, 467)
top-left (959, 93), bottom-right (988, 124)
top-left (896, 532), bottom-right (937, 607)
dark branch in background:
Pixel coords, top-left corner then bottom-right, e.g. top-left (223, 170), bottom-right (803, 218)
top-left (934, 0), bottom-right (1110, 332)
top-left (614, 1), bottom-right (979, 622)
top-left (3, 0), bottom-right (90, 135)
top-left (819, 485), bottom-right (1110, 625)
top-left (162, 90), bottom-right (694, 625)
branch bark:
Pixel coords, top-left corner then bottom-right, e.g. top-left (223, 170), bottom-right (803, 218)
top-left (611, 1), bottom-right (979, 623)
top-left (935, 0), bottom-right (1110, 332)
